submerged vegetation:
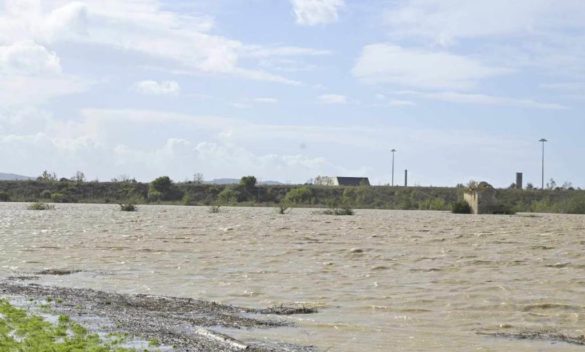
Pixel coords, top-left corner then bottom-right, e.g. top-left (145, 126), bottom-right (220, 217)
top-left (1, 175), bottom-right (585, 214)
top-left (0, 299), bottom-right (133, 351)
top-left (119, 203), bottom-right (137, 212)
top-left (27, 202), bottom-right (55, 210)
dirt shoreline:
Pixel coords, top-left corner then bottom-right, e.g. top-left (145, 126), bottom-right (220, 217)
top-left (0, 279), bottom-right (316, 352)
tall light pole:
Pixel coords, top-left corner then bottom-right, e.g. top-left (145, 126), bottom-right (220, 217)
top-left (539, 138), bottom-right (547, 190)
top-left (391, 149), bottom-right (396, 186)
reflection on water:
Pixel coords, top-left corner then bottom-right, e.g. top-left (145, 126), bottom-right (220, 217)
top-left (1, 203), bottom-right (585, 351)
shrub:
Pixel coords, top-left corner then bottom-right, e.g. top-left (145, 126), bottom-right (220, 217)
top-left (322, 199), bottom-right (354, 215)
top-left (490, 204), bottom-right (516, 215)
top-left (27, 202), bottom-right (55, 210)
top-left (218, 188), bottom-right (240, 204)
top-left (0, 191), bottom-right (9, 202)
top-left (40, 190), bottom-right (52, 199)
top-left (452, 201), bottom-right (472, 214)
top-left (182, 194), bottom-right (193, 206)
top-left (147, 190), bottom-right (162, 202)
top-left (558, 196), bottom-right (585, 214)
top-left (50, 192), bottom-right (66, 203)
top-left (284, 186), bottom-right (314, 205)
top-left (278, 200), bottom-right (291, 215)
top-left (419, 198), bottom-right (447, 211)
top-left (119, 203), bottom-right (137, 212)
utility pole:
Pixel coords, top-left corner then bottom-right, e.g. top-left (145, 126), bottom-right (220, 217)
top-left (539, 138), bottom-right (548, 190)
top-left (391, 149), bottom-right (396, 186)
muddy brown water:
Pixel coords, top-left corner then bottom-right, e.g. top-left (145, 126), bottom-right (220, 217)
top-left (1, 203), bottom-right (585, 351)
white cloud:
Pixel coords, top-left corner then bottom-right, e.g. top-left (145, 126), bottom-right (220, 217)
top-left (291, 0), bottom-right (344, 26)
top-left (0, 0), bottom-right (321, 86)
top-left (387, 100), bottom-right (415, 107)
top-left (244, 46), bottom-right (330, 58)
top-left (352, 44), bottom-right (508, 90)
top-left (398, 91), bottom-right (567, 110)
top-left (319, 94), bottom-right (347, 104)
top-left (383, 0), bottom-right (585, 46)
top-left (253, 97), bottom-right (278, 104)
top-left (134, 80), bottom-right (181, 96)
top-left (0, 75), bottom-right (88, 106)
top-left (0, 41), bottom-right (61, 75)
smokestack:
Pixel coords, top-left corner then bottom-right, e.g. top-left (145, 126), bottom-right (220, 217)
top-left (516, 172), bottom-right (523, 189)
top-left (404, 169), bottom-right (408, 187)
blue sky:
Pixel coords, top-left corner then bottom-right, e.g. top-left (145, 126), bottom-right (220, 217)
top-left (1, 0), bottom-right (584, 187)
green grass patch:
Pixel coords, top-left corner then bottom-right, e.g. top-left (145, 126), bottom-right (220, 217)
top-left (0, 299), bottom-right (135, 351)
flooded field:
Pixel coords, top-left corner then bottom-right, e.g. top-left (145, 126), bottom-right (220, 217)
top-left (1, 203), bottom-right (585, 351)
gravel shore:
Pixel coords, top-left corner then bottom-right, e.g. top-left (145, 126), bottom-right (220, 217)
top-left (0, 279), bottom-right (316, 352)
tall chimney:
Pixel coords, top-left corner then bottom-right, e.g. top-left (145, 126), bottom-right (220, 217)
top-left (516, 172), bottom-right (523, 189)
top-left (404, 169), bottom-right (408, 187)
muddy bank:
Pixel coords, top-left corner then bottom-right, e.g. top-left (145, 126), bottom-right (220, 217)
top-left (0, 280), bottom-right (316, 352)
top-left (479, 330), bottom-right (585, 346)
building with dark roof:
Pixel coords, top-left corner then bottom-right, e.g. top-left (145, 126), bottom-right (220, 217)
top-left (314, 176), bottom-right (370, 186)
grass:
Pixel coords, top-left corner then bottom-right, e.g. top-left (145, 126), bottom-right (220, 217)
top-left (27, 202), bottom-right (55, 210)
top-left (0, 299), bottom-right (135, 351)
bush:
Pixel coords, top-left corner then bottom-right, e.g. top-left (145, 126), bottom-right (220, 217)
top-left (490, 204), bottom-right (516, 215)
top-left (182, 194), bottom-right (193, 206)
top-left (27, 202), bottom-right (55, 210)
top-left (218, 188), bottom-right (240, 204)
top-left (40, 190), bottom-right (52, 199)
top-left (119, 203), bottom-right (137, 212)
top-left (147, 190), bottom-right (162, 202)
top-left (277, 200), bottom-right (291, 215)
top-left (323, 199), bottom-right (354, 215)
top-left (452, 201), bottom-right (472, 214)
top-left (284, 186), bottom-right (314, 205)
top-left (50, 192), bottom-right (66, 203)
top-left (0, 191), bottom-right (9, 202)
top-left (558, 196), bottom-right (585, 214)
top-left (419, 198), bottom-right (447, 211)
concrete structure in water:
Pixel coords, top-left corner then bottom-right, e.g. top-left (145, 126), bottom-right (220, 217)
top-left (464, 182), bottom-right (498, 214)
top-left (314, 176), bottom-right (370, 186)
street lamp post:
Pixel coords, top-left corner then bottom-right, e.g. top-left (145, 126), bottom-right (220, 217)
top-left (539, 138), bottom-right (548, 190)
top-left (391, 149), bottom-right (396, 186)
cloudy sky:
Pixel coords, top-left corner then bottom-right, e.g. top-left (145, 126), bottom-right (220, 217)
top-left (1, 0), bottom-right (584, 186)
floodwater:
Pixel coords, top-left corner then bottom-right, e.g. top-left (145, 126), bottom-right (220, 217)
top-left (1, 203), bottom-right (585, 351)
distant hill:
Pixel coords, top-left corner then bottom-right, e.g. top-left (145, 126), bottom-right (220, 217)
top-left (0, 173), bottom-right (33, 181)
top-left (208, 178), bottom-right (283, 185)
top-left (208, 178), bottom-right (240, 185)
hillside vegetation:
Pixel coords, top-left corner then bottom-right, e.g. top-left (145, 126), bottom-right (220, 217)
top-left (0, 177), bottom-right (584, 214)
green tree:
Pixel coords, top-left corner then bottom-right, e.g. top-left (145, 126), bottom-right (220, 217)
top-left (38, 170), bottom-right (57, 182)
top-left (148, 176), bottom-right (183, 201)
top-left (239, 176), bottom-right (257, 190)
